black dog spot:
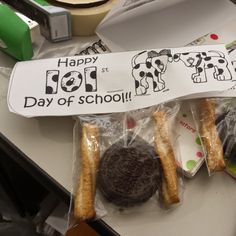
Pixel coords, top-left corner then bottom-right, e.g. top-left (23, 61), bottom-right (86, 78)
top-left (153, 81), bottom-right (157, 89)
top-left (90, 71), bottom-right (96, 79)
top-left (173, 54), bottom-right (179, 60)
top-left (182, 52), bottom-right (189, 55)
top-left (155, 59), bottom-right (161, 65)
top-left (46, 86), bottom-right (53, 94)
top-left (72, 86), bottom-right (79, 92)
top-left (139, 71), bottom-right (145, 77)
top-left (135, 80), bottom-right (140, 89)
top-left (61, 86), bottom-right (68, 92)
top-left (66, 78), bottom-right (75, 86)
top-left (86, 84), bottom-right (93, 92)
top-left (146, 72), bottom-right (153, 78)
top-left (218, 68), bottom-right (224, 75)
top-left (207, 63), bottom-right (213, 68)
top-left (154, 69), bottom-right (159, 77)
top-left (52, 74), bottom-right (58, 82)
top-left (198, 67), bottom-right (203, 73)
top-left (134, 64), bottom-right (140, 69)
top-left (218, 59), bottom-right (225, 64)
top-left (204, 57), bottom-right (211, 61)
top-left (63, 72), bottom-right (71, 78)
top-left (146, 62), bottom-right (152, 69)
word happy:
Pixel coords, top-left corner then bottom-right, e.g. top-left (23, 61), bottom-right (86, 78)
top-left (57, 56), bottom-right (98, 67)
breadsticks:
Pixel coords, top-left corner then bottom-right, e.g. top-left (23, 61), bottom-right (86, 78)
top-left (74, 123), bottom-right (100, 220)
top-left (153, 111), bottom-right (179, 205)
top-left (199, 99), bottom-right (225, 172)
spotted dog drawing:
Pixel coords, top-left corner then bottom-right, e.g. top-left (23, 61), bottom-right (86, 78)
top-left (227, 41), bottom-right (236, 73)
top-left (131, 49), bottom-right (172, 95)
top-left (173, 51), bottom-right (232, 83)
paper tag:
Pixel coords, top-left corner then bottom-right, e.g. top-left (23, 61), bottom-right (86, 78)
top-left (177, 103), bottom-right (205, 178)
top-left (7, 44), bottom-right (236, 117)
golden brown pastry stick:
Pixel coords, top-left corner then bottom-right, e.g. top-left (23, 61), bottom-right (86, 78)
top-left (199, 99), bottom-right (225, 172)
top-left (153, 111), bottom-right (179, 205)
top-left (74, 123), bottom-right (100, 220)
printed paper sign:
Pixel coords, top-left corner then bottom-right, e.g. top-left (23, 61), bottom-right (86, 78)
top-left (7, 44), bottom-right (236, 117)
top-left (187, 33), bottom-right (236, 98)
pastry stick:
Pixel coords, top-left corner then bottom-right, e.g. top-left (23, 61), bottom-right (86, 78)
top-left (153, 111), bottom-right (179, 205)
top-left (199, 99), bottom-right (225, 172)
top-left (74, 123), bottom-right (100, 220)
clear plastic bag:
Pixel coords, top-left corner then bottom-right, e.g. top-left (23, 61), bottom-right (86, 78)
top-left (69, 102), bottom-right (184, 225)
top-left (34, 36), bottom-right (110, 60)
top-left (191, 98), bottom-right (236, 175)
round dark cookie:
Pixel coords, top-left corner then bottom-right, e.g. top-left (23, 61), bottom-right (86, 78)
top-left (216, 107), bottom-right (236, 162)
top-left (97, 134), bottom-right (162, 207)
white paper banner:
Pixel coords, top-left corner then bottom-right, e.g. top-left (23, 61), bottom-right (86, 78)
top-left (7, 44), bottom-right (236, 117)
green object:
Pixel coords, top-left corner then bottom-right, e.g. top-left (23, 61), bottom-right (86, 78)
top-left (0, 4), bottom-right (33, 61)
top-left (195, 136), bottom-right (201, 145)
top-left (187, 160), bottom-right (197, 170)
top-left (226, 161), bottom-right (236, 176)
top-left (34, 0), bottom-right (49, 6)
top-left (3, 0), bottom-right (72, 42)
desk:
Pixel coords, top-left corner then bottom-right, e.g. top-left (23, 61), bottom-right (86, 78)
top-left (2, 49), bottom-right (236, 236)
top-left (0, 52), bottom-right (117, 235)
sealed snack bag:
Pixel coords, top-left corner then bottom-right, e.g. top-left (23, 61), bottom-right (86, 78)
top-left (191, 98), bottom-right (236, 175)
top-left (71, 102), bottom-right (183, 223)
top-left (213, 98), bottom-right (236, 177)
top-left (74, 121), bottom-right (100, 220)
top-left (152, 109), bottom-right (180, 205)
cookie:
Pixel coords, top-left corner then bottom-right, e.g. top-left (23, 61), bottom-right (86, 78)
top-left (216, 107), bottom-right (236, 163)
top-left (97, 133), bottom-right (162, 207)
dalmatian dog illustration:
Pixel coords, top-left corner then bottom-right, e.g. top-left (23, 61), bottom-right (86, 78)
top-left (173, 51), bottom-right (232, 83)
top-left (131, 49), bottom-right (172, 95)
top-left (228, 46), bottom-right (236, 73)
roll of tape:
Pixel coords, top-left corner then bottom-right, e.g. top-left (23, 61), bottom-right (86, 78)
top-left (53, 0), bottom-right (106, 6)
top-left (48, 0), bottom-right (117, 36)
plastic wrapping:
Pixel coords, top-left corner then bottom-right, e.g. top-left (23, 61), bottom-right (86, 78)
top-left (69, 102), bottom-right (184, 225)
top-left (191, 98), bottom-right (236, 175)
top-left (0, 67), bottom-right (12, 98)
top-left (34, 36), bottom-right (110, 60)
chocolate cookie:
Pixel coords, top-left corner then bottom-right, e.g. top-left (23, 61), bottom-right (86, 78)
top-left (216, 108), bottom-right (236, 162)
top-left (97, 133), bottom-right (162, 207)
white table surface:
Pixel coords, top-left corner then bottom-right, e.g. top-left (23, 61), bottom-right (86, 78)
top-left (1, 50), bottom-right (236, 236)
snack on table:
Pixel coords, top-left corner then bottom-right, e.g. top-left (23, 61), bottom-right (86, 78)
top-left (74, 122), bottom-right (100, 220)
top-left (199, 99), bottom-right (225, 172)
top-left (216, 104), bottom-right (236, 176)
top-left (97, 133), bottom-right (162, 207)
top-left (153, 111), bottom-right (179, 205)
